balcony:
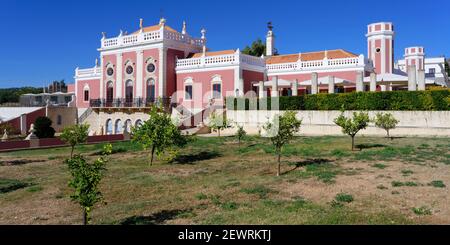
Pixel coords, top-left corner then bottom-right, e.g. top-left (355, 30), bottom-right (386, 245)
top-left (89, 97), bottom-right (173, 109)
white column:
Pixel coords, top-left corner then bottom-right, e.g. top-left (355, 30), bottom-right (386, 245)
top-left (356, 71), bottom-right (364, 92)
top-left (238, 78), bottom-right (244, 96)
top-left (370, 72), bottom-right (377, 92)
top-left (158, 47), bottom-right (167, 98)
top-left (136, 50), bottom-right (144, 98)
top-left (116, 53), bottom-right (123, 98)
top-left (271, 76), bottom-right (278, 97)
top-left (380, 85), bottom-right (387, 91)
top-left (292, 79), bottom-right (298, 96)
top-left (328, 76), bottom-right (335, 94)
top-left (417, 69), bottom-right (426, 91)
top-left (311, 73), bottom-right (318, 95)
top-left (408, 65), bottom-right (417, 91)
top-left (258, 81), bottom-right (265, 98)
top-left (234, 67), bottom-right (242, 96)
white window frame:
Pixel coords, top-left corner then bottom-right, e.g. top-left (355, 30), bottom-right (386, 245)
top-left (211, 75), bottom-right (222, 100)
top-left (184, 77), bottom-right (194, 101)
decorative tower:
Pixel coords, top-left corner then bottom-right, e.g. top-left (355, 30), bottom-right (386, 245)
top-left (404, 47), bottom-right (425, 72)
top-left (366, 22), bottom-right (394, 74)
top-left (266, 22), bottom-right (275, 57)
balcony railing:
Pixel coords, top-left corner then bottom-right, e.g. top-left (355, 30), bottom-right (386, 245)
top-left (176, 52), bottom-right (266, 71)
top-left (266, 55), bottom-right (368, 73)
top-left (90, 97), bottom-right (173, 109)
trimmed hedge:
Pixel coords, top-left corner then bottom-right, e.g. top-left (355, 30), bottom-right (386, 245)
top-left (226, 90), bottom-right (450, 111)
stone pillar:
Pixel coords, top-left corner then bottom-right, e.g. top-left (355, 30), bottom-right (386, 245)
top-left (292, 79), bottom-right (298, 96)
top-left (258, 81), bottom-right (265, 98)
top-left (271, 76), bottom-right (278, 97)
top-left (311, 73), bottom-right (318, 95)
top-left (408, 65), bottom-right (417, 91)
top-left (370, 72), bottom-right (377, 92)
top-left (158, 47), bottom-right (167, 97)
top-left (136, 50), bottom-right (144, 98)
top-left (356, 71), bottom-right (364, 92)
top-left (328, 76), bottom-right (335, 94)
top-left (417, 69), bottom-right (426, 91)
top-left (116, 53), bottom-right (123, 98)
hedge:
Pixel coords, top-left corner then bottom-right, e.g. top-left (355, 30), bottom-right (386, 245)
top-left (226, 90), bottom-right (450, 111)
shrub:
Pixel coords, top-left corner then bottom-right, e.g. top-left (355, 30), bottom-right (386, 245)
top-left (33, 116), bottom-right (55, 138)
top-left (428, 180), bottom-right (446, 188)
top-left (226, 90), bottom-right (450, 111)
top-left (334, 111), bottom-right (370, 151)
top-left (374, 113), bottom-right (399, 138)
top-left (335, 193), bottom-right (354, 203)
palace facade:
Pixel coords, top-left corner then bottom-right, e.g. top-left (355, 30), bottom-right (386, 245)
top-left (71, 18), bottom-right (448, 135)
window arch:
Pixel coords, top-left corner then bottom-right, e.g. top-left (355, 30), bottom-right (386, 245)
top-left (106, 81), bottom-right (114, 104)
top-left (125, 80), bottom-right (133, 106)
top-left (135, 119), bottom-right (143, 128)
top-left (146, 78), bottom-right (156, 102)
top-left (106, 119), bottom-right (113, 135)
top-left (83, 84), bottom-right (90, 102)
top-left (184, 78), bottom-right (193, 100)
top-left (115, 119), bottom-right (122, 134)
top-left (211, 75), bottom-right (222, 99)
top-left (106, 63), bottom-right (114, 77)
top-left (124, 119), bottom-right (132, 133)
top-left (145, 57), bottom-right (156, 74)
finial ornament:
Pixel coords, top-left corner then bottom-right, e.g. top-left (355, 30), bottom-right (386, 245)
top-left (201, 28), bottom-right (206, 39)
top-left (182, 21), bottom-right (187, 35)
top-left (140, 18), bottom-right (144, 29)
top-left (267, 21), bottom-right (273, 31)
top-left (119, 29), bottom-right (123, 37)
top-left (101, 32), bottom-right (106, 39)
top-left (159, 17), bottom-right (166, 26)
top-left (95, 58), bottom-right (99, 67)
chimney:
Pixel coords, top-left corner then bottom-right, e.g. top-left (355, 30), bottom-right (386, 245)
top-left (182, 21), bottom-right (187, 35)
top-left (201, 28), bottom-right (207, 56)
top-left (266, 22), bottom-right (275, 56)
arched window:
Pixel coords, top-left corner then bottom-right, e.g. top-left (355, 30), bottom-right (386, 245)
top-left (124, 119), bottom-right (132, 133)
top-left (135, 119), bottom-right (143, 128)
top-left (115, 119), bottom-right (122, 134)
top-left (106, 119), bottom-right (113, 135)
top-left (211, 75), bottom-right (222, 99)
top-left (106, 81), bottom-right (114, 104)
top-left (125, 80), bottom-right (133, 106)
top-left (184, 78), bottom-right (193, 100)
top-left (83, 85), bottom-right (90, 102)
top-left (146, 78), bottom-right (156, 102)
top-left (57, 115), bottom-right (62, 125)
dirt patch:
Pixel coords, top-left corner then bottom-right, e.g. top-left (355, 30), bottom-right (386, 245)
top-left (0, 159), bottom-right (46, 166)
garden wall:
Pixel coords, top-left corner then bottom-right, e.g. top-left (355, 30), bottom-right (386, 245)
top-left (225, 110), bottom-right (450, 137)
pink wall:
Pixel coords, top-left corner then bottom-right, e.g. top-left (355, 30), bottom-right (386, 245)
top-left (243, 70), bottom-right (265, 94)
top-left (385, 39), bottom-right (392, 73)
top-left (176, 69), bottom-right (235, 109)
top-left (374, 39), bottom-right (381, 74)
top-left (143, 49), bottom-right (160, 97)
top-left (67, 84), bottom-right (75, 93)
top-left (76, 79), bottom-right (100, 108)
top-left (103, 54), bottom-right (117, 99)
top-left (167, 49), bottom-right (186, 97)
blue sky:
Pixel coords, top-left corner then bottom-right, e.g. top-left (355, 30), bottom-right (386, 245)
top-left (1, 0), bottom-right (449, 88)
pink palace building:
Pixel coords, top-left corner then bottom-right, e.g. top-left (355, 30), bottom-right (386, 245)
top-left (72, 18), bottom-right (448, 135)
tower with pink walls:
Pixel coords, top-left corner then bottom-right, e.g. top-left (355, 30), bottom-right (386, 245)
top-left (366, 22), bottom-right (394, 74)
top-left (404, 47), bottom-right (425, 72)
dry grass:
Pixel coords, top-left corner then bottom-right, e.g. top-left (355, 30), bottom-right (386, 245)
top-left (0, 135), bottom-right (449, 224)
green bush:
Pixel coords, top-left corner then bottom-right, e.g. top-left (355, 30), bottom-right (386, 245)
top-left (226, 90), bottom-right (450, 111)
top-left (34, 116), bottom-right (56, 138)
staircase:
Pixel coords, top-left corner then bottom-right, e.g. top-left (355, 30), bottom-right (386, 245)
top-left (78, 107), bottom-right (93, 124)
top-left (177, 105), bottom-right (227, 135)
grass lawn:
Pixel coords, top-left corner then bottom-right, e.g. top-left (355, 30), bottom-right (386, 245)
top-left (0, 135), bottom-right (449, 224)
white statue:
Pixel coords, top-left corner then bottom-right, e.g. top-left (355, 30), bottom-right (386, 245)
top-left (1, 129), bottom-right (8, 142)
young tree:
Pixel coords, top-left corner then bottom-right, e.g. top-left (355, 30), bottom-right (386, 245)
top-left (334, 111), bottom-right (370, 151)
top-left (242, 38), bottom-right (279, 57)
top-left (235, 124), bottom-right (247, 147)
top-left (374, 113), bottom-right (399, 139)
top-left (60, 124), bottom-right (90, 159)
top-left (66, 143), bottom-right (111, 225)
top-left (34, 116), bottom-right (55, 138)
top-left (263, 111), bottom-right (302, 176)
top-left (132, 103), bottom-right (187, 166)
top-left (207, 111), bottom-right (232, 137)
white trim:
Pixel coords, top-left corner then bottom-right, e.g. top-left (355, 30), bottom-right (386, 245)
top-left (210, 75), bottom-right (223, 99)
top-left (116, 53), bottom-right (123, 98)
top-left (176, 66), bottom-right (236, 74)
top-left (136, 50), bottom-right (144, 97)
top-left (381, 36), bottom-right (386, 73)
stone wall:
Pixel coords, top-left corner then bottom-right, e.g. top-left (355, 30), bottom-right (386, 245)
top-left (226, 110), bottom-right (450, 137)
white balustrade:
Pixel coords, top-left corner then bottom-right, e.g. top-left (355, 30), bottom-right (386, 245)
top-left (75, 67), bottom-right (101, 78)
top-left (266, 55), bottom-right (366, 73)
top-left (101, 29), bottom-right (203, 49)
top-left (176, 52), bottom-right (266, 70)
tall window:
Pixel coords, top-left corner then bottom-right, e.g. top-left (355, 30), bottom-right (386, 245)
top-left (106, 81), bottom-right (114, 103)
top-left (185, 85), bottom-right (193, 100)
top-left (125, 80), bottom-right (133, 104)
top-left (106, 119), bottom-right (113, 135)
top-left (147, 78), bottom-right (155, 101)
top-left (212, 83), bottom-right (221, 99)
top-left (115, 119), bottom-right (122, 134)
top-left (84, 90), bottom-right (89, 102)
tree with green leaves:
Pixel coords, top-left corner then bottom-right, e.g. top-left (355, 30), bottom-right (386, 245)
top-left (374, 113), bottom-right (399, 139)
top-left (60, 124), bottom-right (90, 159)
top-left (263, 111), bottom-right (302, 176)
top-left (235, 124), bottom-right (247, 147)
top-left (132, 103), bottom-right (187, 166)
top-left (207, 111), bottom-right (232, 137)
top-left (242, 38), bottom-right (279, 57)
top-left (334, 111), bottom-right (370, 151)
top-left (66, 143), bottom-right (111, 225)
top-left (34, 116), bottom-right (55, 139)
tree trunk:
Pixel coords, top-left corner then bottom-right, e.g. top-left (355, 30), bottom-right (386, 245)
top-left (218, 129), bottom-right (221, 137)
top-left (83, 208), bottom-right (88, 225)
top-left (351, 136), bottom-right (355, 151)
top-left (150, 145), bottom-right (155, 166)
top-left (387, 130), bottom-right (392, 140)
top-left (277, 152), bottom-right (281, 177)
